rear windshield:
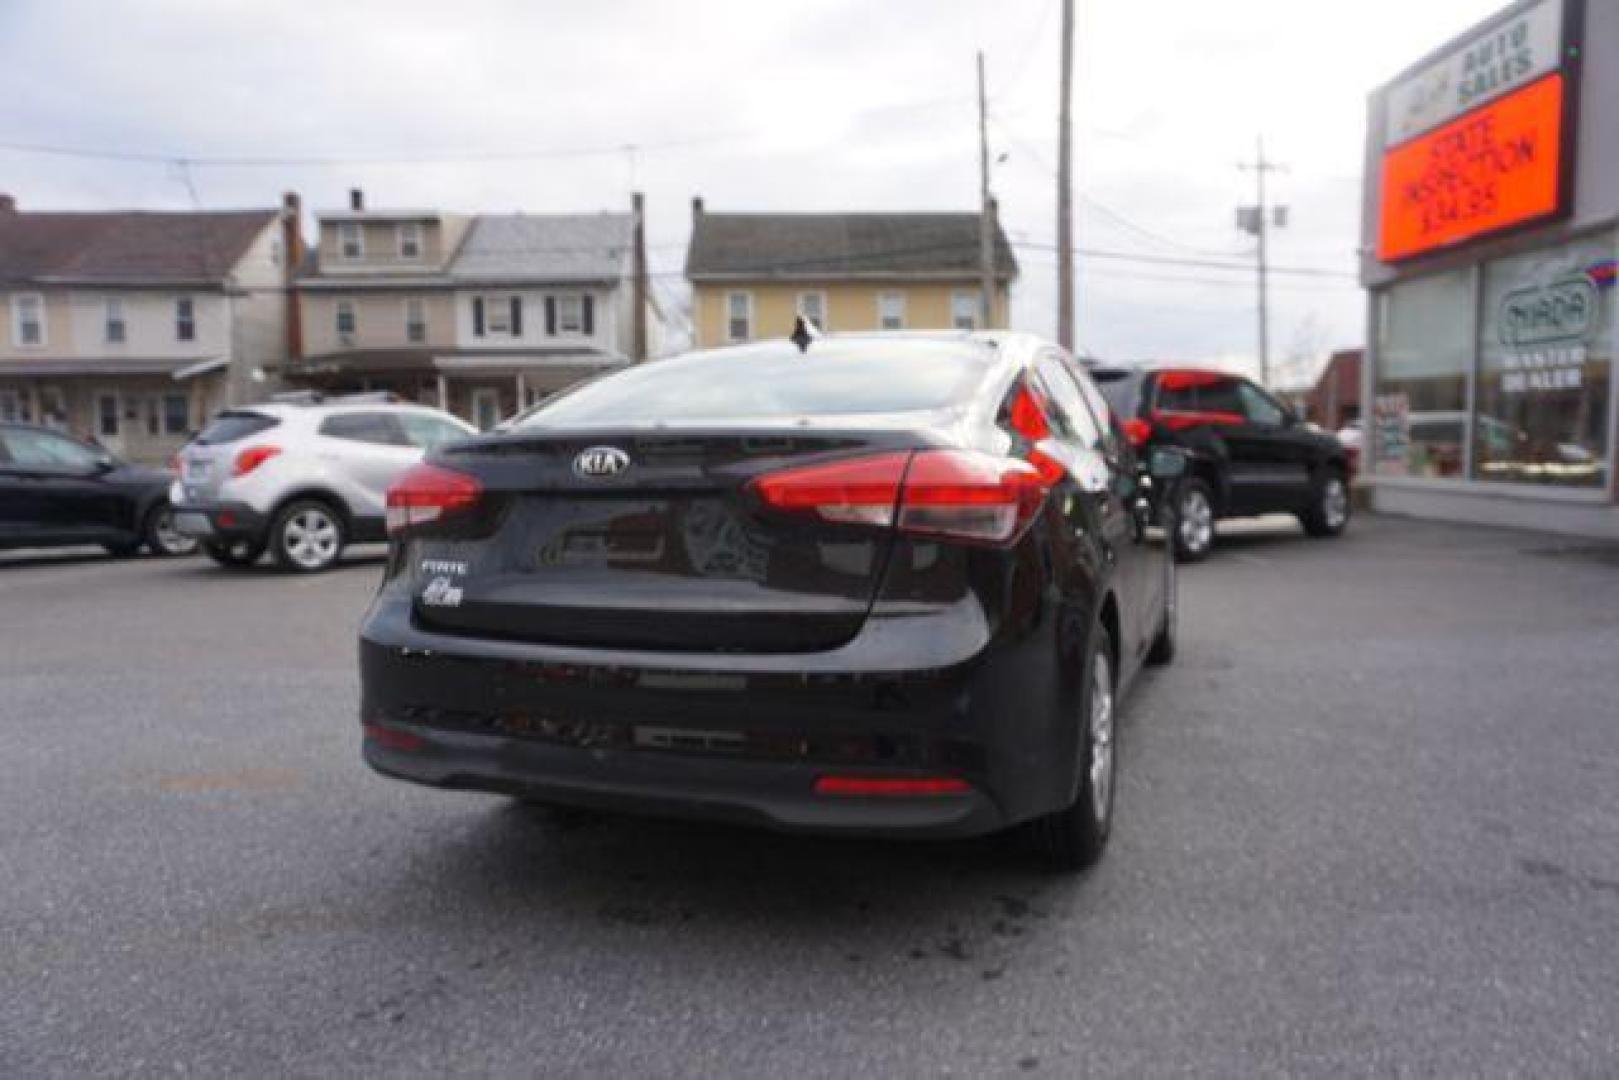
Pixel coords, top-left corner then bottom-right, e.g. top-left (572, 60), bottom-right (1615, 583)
top-left (194, 410), bottom-right (279, 445)
top-left (1090, 370), bottom-right (1139, 416)
top-left (517, 341), bottom-right (994, 429)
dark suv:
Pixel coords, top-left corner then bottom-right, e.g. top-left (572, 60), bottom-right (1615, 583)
top-left (1088, 365), bottom-right (1351, 561)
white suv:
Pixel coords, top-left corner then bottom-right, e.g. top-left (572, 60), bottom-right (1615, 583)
top-left (171, 395), bottom-right (476, 572)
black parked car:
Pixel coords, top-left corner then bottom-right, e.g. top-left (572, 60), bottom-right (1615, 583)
top-left (0, 422), bottom-right (195, 558)
top-left (1088, 365), bottom-right (1351, 561)
top-left (360, 332), bottom-right (1183, 870)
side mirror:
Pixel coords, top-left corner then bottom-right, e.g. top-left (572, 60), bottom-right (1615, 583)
top-left (1148, 447), bottom-right (1187, 481)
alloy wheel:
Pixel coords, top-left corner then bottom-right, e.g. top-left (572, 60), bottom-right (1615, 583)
top-left (1179, 489), bottom-right (1213, 555)
top-left (150, 506), bottom-right (198, 556)
top-left (282, 508), bottom-right (340, 570)
top-left (1322, 477), bottom-right (1349, 530)
top-left (1087, 650), bottom-right (1115, 824)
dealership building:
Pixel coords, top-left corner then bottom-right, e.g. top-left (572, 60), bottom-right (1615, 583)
top-left (1360, 0), bottom-right (1619, 539)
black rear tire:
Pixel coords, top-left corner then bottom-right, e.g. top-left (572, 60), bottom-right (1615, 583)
top-left (203, 539), bottom-right (264, 568)
top-left (1025, 624), bottom-right (1117, 872)
top-left (1172, 478), bottom-right (1215, 562)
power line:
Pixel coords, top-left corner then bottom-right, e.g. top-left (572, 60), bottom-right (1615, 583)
top-left (1012, 239), bottom-right (1354, 279)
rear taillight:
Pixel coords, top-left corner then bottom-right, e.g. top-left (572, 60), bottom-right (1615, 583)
top-left (232, 445), bottom-right (280, 477)
top-left (1122, 417), bottom-right (1152, 448)
top-left (386, 463), bottom-right (483, 535)
top-left (751, 449), bottom-right (1048, 546)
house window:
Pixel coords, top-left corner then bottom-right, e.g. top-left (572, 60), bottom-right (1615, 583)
top-left (397, 222), bottom-right (422, 259)
top-left (726, 292), bottom-right (753, 342)
top-left (556, 295), bottom-right (584, 334)
top-left (484, 296), bottom-right (515, 335)
top-left (0, 389), bottom-right (26, 422)
top-left (951, 291), bottom-right (979, 331)
top-left (405, 298), bottom-right (426, 343)
top-left (335, 299), bottom-right (356, 337)
top-left (339, 222), bottom-right (363, 259)
top-left (12, 294), bottom-right (44, 346)
top-left (175, 297), bottom-right (195, 342)
top-left (96, 393), bottom-right (119, 439)
top-left (163, 394), bottom-right (189, 436)
top-left (878, 292), bottom-right (906, 331)
top-left (105, 297), bottom-right (127, 343)
top-left (796, 291), bottom-right (827, 330)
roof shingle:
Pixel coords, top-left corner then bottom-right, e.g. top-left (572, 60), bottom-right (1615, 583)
top-left (449, 214), bottom-right (633, 283)
top-left (0, 210), bottom-right (276, 287)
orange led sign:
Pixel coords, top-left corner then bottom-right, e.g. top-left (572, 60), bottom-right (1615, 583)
top-left (1378, 73), bottom-right (1566, 263)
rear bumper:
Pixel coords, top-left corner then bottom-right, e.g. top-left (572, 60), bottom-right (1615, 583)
top-left (358, 583), bottom-right (1084, 839)
top-left (170, 500), bottom-right (267, 543)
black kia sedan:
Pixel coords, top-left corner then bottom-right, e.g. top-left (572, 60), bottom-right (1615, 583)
top-left (0, 422), bottom-right (195, 558)
top-left (359, 332), bottom-right (1181, 869)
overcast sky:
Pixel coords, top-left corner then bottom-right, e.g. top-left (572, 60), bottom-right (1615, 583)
top-left (1, 0), bottom-right (1505, 383)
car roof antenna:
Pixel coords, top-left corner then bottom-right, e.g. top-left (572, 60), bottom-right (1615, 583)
top-left (789, 315), bottom-right (821, 354)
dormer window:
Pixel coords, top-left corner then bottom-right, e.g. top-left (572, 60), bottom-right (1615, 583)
top-left (397, 222), bottom-right (422, 260)
top-left (339, 222), bottom-right (363, 260)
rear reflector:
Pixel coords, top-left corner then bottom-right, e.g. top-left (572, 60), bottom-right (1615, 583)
top-left (386, 463), bottom-right (483, 534)
top-left (814, 775), bottom-right (972, 796)
top-left (363, 722), bottom-right (424, 751)
top-left (232, 445), bottom-right (281, 477)
top-left (751, 450), bottom-right (1048, 546)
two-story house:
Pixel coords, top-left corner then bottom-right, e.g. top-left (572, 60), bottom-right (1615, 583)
top-left (0, 193), bottom-right (298, 463)
top-left (684, 199), bottom-right (1018, 348)
top-left (292, 190), bottom-right (661, 429)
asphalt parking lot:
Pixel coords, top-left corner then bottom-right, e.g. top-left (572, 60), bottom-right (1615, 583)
top-left (3, 514), bottom-right (1618, 1078)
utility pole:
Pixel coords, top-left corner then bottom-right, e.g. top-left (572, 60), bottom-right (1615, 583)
top-left (1237, 136), bottom-right (1286, 388)
top-left (1056, 0), bottom-right (1075, 350)
top-left (977, 51), bottom-right (997, 329)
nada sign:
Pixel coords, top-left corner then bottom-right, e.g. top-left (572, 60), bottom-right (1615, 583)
top-left (1377, 73), bottom-right (1566, 263)
top-left (1385, 0), bottom-right (1564, 145)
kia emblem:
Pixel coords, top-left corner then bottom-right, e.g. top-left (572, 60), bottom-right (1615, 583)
top-left (573, 446), bottom-right (630, 479)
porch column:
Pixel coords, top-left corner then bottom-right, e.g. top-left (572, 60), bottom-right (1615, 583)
top-left (515, 370), bottom-right (527, 410)
top-left (436, 374), bottom-right (449, 412)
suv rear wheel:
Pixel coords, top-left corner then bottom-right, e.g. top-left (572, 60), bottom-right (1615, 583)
top-left (271, 500), bottom-right (346, 573)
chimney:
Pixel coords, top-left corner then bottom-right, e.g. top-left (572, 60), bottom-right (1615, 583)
top-left (349, 188), bottom-right (364, 212)
top-left (0, 193), bottom-right (15, 214)
top-left (632, 192), bottom-right (649, 363)
top-left (691, 196), bottom-right (704, 220)
top-left (281, 192), bottom-right (305, 363)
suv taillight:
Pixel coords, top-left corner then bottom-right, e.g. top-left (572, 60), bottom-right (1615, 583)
top-left (750, 450), bottom-right (1048, 546)
top-left (1122, 417), bottom-right (1152, 448)
top-left (233, 445), bottom-right (281, 477)
top-left (386, 463), bottom-right (483, 535)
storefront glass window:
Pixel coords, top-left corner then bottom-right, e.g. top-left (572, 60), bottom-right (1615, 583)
top-left (1374, 268), bottom-right (1473, 478)
top-left (1475, 232), bottom-right (1614, 488)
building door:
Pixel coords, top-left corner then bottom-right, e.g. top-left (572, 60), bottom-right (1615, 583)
top-left (94, 391), bottom-right (123, 455)
top-left (471, 388), bottom-right (501, 432)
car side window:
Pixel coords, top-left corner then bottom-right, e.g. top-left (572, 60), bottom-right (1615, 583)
top-left (1200, 377), bottom-right (1246, 417)
top-left (399, 413), bottom-right (469, 450)
top-left (1034, 356), bottom-right (1104, 451)
top-left (2, 428), bottom-right (102, 470)
top-left (319, 412), bottom-right (409, 446)
top-left (1237, 381), bottom-right (1286, 427)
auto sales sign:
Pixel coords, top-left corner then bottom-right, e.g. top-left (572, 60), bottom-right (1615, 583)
top-left (1376, 0), bottom-right (1580, 263)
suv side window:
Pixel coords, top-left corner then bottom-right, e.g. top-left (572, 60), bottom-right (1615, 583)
top-left (1199, 376), bottom-right (1245, 417)
top-left (1237, 380), bottom-right (1286, 427)
top-left (1033, 356), bottom-right (1104, 451)
top-left (319, 412), bottom-right (409, 446)
top-left (398, 413), bottom-right (469, 450)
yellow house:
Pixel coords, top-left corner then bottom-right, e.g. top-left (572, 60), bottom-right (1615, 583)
top-left (685, 200), bottom-right (1017, 348)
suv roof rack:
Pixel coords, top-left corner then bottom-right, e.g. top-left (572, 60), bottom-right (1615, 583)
top-left (266, 390), bottom-right (404, 407)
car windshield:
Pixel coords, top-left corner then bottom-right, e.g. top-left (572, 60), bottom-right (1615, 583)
top-left (516, 340), bottom-right (994, 429)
